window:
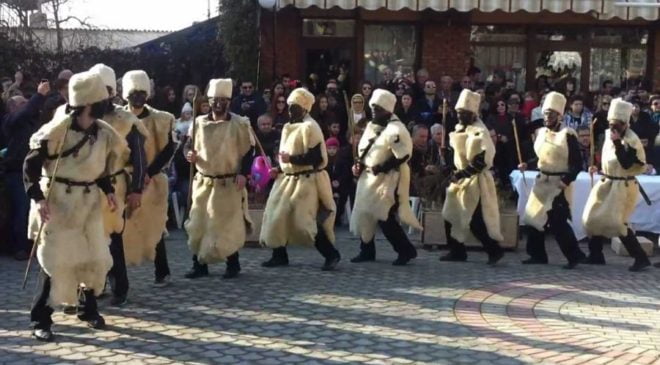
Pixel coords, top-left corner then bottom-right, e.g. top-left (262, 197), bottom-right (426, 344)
top-left (303, 19), bottom-right (355, 38)
top-left (363, 25), bottom-right (417, 85)
top-left (471, 26), bottom-right (526, 91)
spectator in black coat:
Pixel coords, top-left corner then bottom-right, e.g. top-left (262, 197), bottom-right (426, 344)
top-left (230, 80), bottom-right (267, 128)
top-left (630, 99), bottom-right (658, 171)
top-left (1, 80), bottom-right (50, 260)
top-left (395, 92), bottom-right (417, 129)
top-left (414, 80), bottom-right (442, 127)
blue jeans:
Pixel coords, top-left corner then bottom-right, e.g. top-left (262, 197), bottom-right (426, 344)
top-left (4, 172), bottom-right (29, 253)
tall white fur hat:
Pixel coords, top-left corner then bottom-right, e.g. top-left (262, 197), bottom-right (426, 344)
top-left (89, 63), bottom-right (116, 96)
top-left (207, 78), bottom-right (232, 99)
top-left (287, 87), bottom-right (315, 112)
top-left (607, 98), bottom-right (633, 124)
top-left (542, 91), bottom-right (567, 115)
top-left (369, 88), bottom-right (396, 114)
top-left (68, 71), bottom-right (109, 107)
top-left (455, 89), bottom-right (480, 115)
top-left (122, 70), bottom-right (151, 100)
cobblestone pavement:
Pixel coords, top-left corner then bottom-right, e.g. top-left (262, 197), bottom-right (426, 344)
top-left (1, 229), bottom-right (660, 365)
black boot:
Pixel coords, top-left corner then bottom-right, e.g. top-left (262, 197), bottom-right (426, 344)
top-left (77, 289), bottom-right (106, 329)
top-left (439, 252), bottom-right (467, 262)
top-left (629, 258), bottom-right (651, 272)
top-left (393, 249), bottom-right (417, 266)
top-left (185, 255), bottom-right (209, 279)
top-left (262, 247), bottom-right (289, 267)
top-left (487, 250), bottom-right (504, 266)
top-left (32, 327), bottom-right (54, 342)
top-left (351, 241), bottom-right (376, 263)
top-left (322, 251), bottom-right (341, 271)
top-left (522, 257), bottom-right (548, 265)
top-left (223, 252), bottom-right (241, 279)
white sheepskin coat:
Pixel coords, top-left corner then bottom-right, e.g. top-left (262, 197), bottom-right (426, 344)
top-left (260, 115), bottom-right (336, 247)
top-left (582, 128), bottom-right (647, 238)
top-left (184, 113), bottom-right (254, 263)
top-left (28, 115), bottom-right (127, 306)
top-left (350, 117), bottom-right (422, 242)
top-left (523, 125), bottom-right (576, 231)
top-left (442, 119), bottom-right (503, 243)
top-left (101, 105), bottom-right (149, 236)
top-left (122, 105), bottom-right (174, 265)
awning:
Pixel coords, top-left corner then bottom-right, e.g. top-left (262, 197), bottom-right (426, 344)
top-left (277, 0), bottom-right (660, 21)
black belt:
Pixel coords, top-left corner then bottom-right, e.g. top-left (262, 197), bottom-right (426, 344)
top-left (284, 169), bottom-right (320, 178)
top-left (47, 176), bottom-right (96, 193)
top-left (199, 172), bottom-right (237, 180)
top-left (602, 174), bottom-right (635, 181)
top-left (109, 169), bottom-right (127, 185)
top-left (601, 174), bottom-right (652, 206)
top-left (540, 170), bottom-right (568, 176)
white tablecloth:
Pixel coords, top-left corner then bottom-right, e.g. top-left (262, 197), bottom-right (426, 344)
top-left (510, 171), bottom-right (660, 240)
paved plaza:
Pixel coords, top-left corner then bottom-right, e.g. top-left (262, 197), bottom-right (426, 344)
top-left (1, 229), bottom-right (660, 365)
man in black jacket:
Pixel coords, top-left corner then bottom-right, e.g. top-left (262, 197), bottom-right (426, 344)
top-left (1, 80), bottom-right (49, 260)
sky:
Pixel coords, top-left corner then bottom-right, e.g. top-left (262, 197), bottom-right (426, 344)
top-left (49, 0), bottom-right (217, 31)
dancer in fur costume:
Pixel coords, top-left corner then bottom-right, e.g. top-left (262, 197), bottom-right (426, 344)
top-left (183, 78), bottom-right (254, 279)
top-left (26, 71), bottom-right (127, 341)
top-left (519, 91), bottom-right (586, 269)
top-left (349, 88), bottom-right (420, 265)
top-left (90, 64), bottom-right (148, 306)
top-left (440, 89), bottom-right (504, 265)
top-left (121, 70), bottom-right (175, 286)
top-left (260, 88), bottom-right (341, 271)
top-left (582, 98), bottom-right (652, 272)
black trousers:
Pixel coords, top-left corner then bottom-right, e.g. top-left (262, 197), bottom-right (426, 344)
top-left (109, 233), bottom-right (129, 297)
top-left (31, 270), bottom-right (100, 330)
top-left (272, 223), bottom-right (340, 260)
top-left (360, 204), bottom-right (417, 258)
top-left (154, 237), bottom-right (171, 280)
top-left (445, 201), bottom-right (503, 257)
top-left (526, 192), bottom-right (585, 263)
top-left (589, 228), bottom-right (649, 263)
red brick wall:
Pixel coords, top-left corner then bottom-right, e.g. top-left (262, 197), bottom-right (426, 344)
top-left (420, 23), bottom-right (471, 82)
top-left (259, 7), bottom-right (302, 87)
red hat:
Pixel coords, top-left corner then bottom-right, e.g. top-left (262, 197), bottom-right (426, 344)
top-left (325, 137), bottom-right (340, 148)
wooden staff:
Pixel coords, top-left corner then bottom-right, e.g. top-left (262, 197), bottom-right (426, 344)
top-left (511, 118), bottom-right (527, 187)
top-left (343, 90), bottom-right (358, 160)
top-left (249, 126), bottom-right (270, 166)
top-left (22, 120), bottom-right (72, 289)
top-left (187, 89), bottom-right (199, 212)
top-left (440, 98), bottom-right (448, 149)
top-left (589, 116), bottom-right (596, 187)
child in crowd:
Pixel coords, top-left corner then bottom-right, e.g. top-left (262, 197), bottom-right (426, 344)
top-left (325, 137), bottom-right (341, 202)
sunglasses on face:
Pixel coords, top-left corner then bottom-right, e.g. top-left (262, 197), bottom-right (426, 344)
top-left (603, 103), bottom-right (610, 106)
top-left (653, 102), bottom-right (660, 106)
top-left (362, 86), bottom-right (372, 90)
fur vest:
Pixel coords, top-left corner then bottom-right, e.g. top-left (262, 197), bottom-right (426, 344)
top-left (122, 104), bottom-right (174, 266)
top-left (350, 117), bottom-right (422, 242)
top-left (260, 115), bottom-right (336, 247)
top-left (523, 125), bottom-right (576, 230)
top-left (583, 129), bottom-right (647, 238)
top-left (101, 105), bottom-right (150, 235)
top-left (442, 119), bottom-right (503, 243)
top-left (28, 114), bottom-right (127, 306)
top-left (185, 113), bottom-right (254, 263)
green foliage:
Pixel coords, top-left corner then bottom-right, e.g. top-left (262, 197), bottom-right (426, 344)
top-left (218, 0), bottom-right (259, 83)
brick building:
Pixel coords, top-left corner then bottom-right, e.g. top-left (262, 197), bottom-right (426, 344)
top-left (258, 0), bottom-right (660, 93)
